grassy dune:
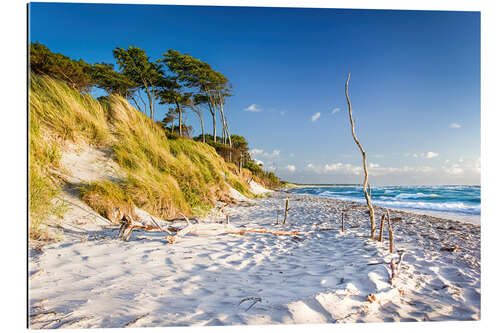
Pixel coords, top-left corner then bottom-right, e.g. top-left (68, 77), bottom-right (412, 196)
top-left (29, 74), bottom-right (253, 239)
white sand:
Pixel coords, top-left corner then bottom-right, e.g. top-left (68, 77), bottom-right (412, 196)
top-left (29, 190), bottom-right (480, 328)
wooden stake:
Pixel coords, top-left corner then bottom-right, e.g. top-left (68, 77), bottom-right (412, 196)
top-left (282, 198), bottom-right (289, 225)
top-left (386, 208), bottom-right (394, 253)
top-left (377, 213), bottom-right (386, 242)
top-left (341, 210), bottom-right (345, 232)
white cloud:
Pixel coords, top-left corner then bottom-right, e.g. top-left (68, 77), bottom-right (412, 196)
top-left (244, 104), bottom-right (261, 112)
top-left (250, 148), bottom-right (263, 156)
top-left (409, 152), bottom-right (439, 159)
top-left (450, 123), bottom-right (461, 129)
top-left (331, 108), bottom-right (340, 115)
top-left (425, 152), bottom-right (439, 159)
top-left (443, 164), bottom-right (464, 175)
top-left (263, 150), bottom-right (280, 158)
top-left (285, 165), bottom-right (296, 172)
top-left (311, 112), bottom-right (321, 122)
top-left (305, 162), bottom-right (436, 177)
top-left (289, 153), bottom-right (295, 157)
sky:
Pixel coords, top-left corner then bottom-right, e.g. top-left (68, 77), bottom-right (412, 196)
top-left (29, 2), bottom-right (480, 185)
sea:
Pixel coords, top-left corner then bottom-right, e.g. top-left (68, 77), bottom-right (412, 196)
top-left (290, 185), bottom-right (480, 223)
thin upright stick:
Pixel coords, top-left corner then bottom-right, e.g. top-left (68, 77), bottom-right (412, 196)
top-left (386, 208), bottom-right (394, 253)
top-left (377, 213), bottom-right (386, 242)
top-left (341, 210), bottom-right (345, 232)
top-left (345, 73), bottom-right (376, 238)
top-left (282, 198), bottom-right (290, 225)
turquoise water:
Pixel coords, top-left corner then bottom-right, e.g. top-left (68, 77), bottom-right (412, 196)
top-left (290, 185), bottom-right (480, 215)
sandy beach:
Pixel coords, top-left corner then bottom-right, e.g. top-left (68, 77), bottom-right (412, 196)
top-left (28, 190), bottom-right (480, 328)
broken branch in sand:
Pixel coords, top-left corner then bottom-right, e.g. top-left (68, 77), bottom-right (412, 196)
top-left (377, 213), bottom-right (386, 242)
top-left (341, 209), bottom-right (347, 232)
top-left (123, 313), bottom-right (149, 328)
top-left (386, 208), bottom-right (394, 253)
top-left (239, 297), bottom-right (262, 312)
top-left (118, 212), bottom-right (312, 243)
top-left (389, 250), bottom-right (406, 286)
top-left (366, 288), bottom-right (403, 304)
top-left (30, 269), bottom-right (45, 280)
top-left (282, 198), bottom-right (290, 225)
top-left (344, 72), bottom-right (376, 239)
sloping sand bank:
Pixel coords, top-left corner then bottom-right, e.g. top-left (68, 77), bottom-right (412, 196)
top-left (29, 192), bottom-right (480, 328)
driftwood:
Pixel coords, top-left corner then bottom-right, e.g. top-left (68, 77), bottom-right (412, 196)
top-left (345, 72), bottom-right (376, 238)
top-left (366, 288), bottom-right (403, 304)
top-left (282, 198), bottom-right (290, 225)
top-left (389, 250), bottom-right (406, 286)
top-left (341, 210), bottom-right (346, 232)
top-left (386, 208), bottom-right (394, 253)
top-left (239, 297), bottom-right (262, 312)
top-left (118, 212), bottom-right (312, 244)
top-left (377, 213), bottom-right (386, 242)
top-left (30, 269), bottom-right (45, 280)
top-left (123, 313), bottom-right (149, 328)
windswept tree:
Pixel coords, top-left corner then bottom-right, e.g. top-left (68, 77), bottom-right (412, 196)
top-left (185, 94), bottom-right (207, 143)
top-left (160, 49), bottom-right (231, 143)
top-left (158, 76), bottom-right (192, 137)
top-left (113, 46), bottom-right (163, 120)
top-left (160, 107), bottom-right (178, 134)
top-left (89, 63), bottom-right (140, 104)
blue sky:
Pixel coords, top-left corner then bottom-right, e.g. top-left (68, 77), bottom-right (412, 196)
top-left (29, 3), bottom-right (480, 185)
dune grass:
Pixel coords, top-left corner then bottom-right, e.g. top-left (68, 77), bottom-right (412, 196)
top-left (29, 74), bottom-right (253, 236)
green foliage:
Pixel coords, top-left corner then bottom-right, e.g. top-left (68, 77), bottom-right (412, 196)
top-left (30, 42), bottom-right (93, 92)
top-left (244, 160), bottom-right (281, 189)
top-left (113, 46), bottom-right (163, 118)
top-left (89, 62), bottom-right (137, 97)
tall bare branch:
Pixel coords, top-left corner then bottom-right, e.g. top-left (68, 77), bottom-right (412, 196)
top-left (345, 73), bottom-right (376, 238)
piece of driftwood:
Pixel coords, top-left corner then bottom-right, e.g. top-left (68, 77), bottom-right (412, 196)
top-left (341, 210), bottom-right (346, 232)
top-left (123, 313), bottom-right (149, 328)
top-left (345, 73), bottom-right (376, 238)
top-left (366, 288), bottom-right (403, 304)
top-left (239, 297), bottom-right (262, 312)
top-left (282, 198), bottom-right (290, 225)
top-left (389, 250), bottom-right (406, 286)
top-left (386, 209), bottom-right (394, 253)
top-left (377, 213), bottom-right (386, 242)
top-left (118, 210), bottom-right (312, 243)
top-left (30, 269), bottom-right (45, 280)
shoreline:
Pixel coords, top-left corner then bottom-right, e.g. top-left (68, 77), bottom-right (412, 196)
top-left (29, 190), bottom-right (480, 327)
top-left (282, 188), bottom-right (480, 226)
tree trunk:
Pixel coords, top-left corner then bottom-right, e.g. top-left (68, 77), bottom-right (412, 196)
top-left (176, 101), bottom-right (182, 137)
top-left (200, 113), bottom-right (205, 143)
top-left (130, 96), bottom-right (142, 113)
top-left (144, 85), bottom-right (154, 120)
top-left (345, 73), bottom-right (376, 239)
